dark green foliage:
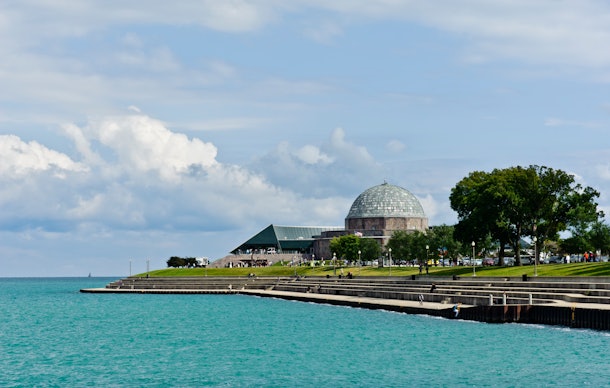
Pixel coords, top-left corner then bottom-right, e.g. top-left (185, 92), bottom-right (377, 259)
top-left (387, 225), bottom-right (463, 265)
top-left (329, 234), bottom-right (381, 264)
top-left (166, 256), bottom-right (198, 268)
top-left (450, 165), bottom-right (603, 265)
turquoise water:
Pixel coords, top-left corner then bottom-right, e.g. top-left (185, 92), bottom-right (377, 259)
top-left (1, 278), bottom-right (609, 387)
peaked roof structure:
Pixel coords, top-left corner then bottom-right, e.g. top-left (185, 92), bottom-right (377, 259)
top-left (231, 224), bottom-right (342, 254)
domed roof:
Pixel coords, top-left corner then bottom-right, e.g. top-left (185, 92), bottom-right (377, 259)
top-left (346, 182), bottom-right (426, 219)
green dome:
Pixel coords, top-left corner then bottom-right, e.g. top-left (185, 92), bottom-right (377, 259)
top-left (346, 183), bottom-right (426, 219)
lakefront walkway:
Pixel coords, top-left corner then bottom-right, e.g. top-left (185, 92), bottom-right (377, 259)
top-left (82, 275), bottom-right (610, 330)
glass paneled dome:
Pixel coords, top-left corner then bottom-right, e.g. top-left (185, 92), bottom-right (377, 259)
top-left (346, 182), bottom-right (426, 219)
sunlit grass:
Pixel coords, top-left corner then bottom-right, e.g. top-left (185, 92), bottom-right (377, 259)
top-left (139, 262), bottom-right (610, 278)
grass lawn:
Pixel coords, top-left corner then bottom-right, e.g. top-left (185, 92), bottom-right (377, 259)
top-left (140, 262), bottom-right (610, 278)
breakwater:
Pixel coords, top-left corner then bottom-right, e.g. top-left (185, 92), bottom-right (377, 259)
top-left (81, 275), bottom-right (610, 330)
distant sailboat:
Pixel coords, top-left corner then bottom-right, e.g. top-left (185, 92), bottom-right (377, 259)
top-left (88, 272), bottom-right (92, 278)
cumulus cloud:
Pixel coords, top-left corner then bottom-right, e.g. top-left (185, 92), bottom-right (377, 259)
top-left (248, 127), bottom-right (385, 201)
top-left (295, 144), bottom-right (333, 165)
top-left (0, 135), bottom-right (88, 179)
top-left (328, 127), bottom-right (377, 168)
top-left (1, 111), bottom-right (361, 237)
top-left (80, 114), bottom-right (219, 181)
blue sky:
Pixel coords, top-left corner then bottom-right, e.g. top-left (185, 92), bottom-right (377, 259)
top-left (3, 1), bottom-right (610, 276)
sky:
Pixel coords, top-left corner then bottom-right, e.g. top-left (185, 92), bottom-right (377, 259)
top-left (3, 1), bottom-right (610, 276)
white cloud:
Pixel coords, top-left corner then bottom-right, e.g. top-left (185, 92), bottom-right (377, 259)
top-left (417, 193), bottom-right (439, 221)
top-left (247, 127), bottom-right (385, 201)
top-left (386, 139), bottom-right (405, 153)
top-left (295, 145), bottom-right (333, 165)
top-left (328, 127), bottom-right (377, 167)
top-left (81, 113), bottom-right (219, 181)
top-left (302, 19), bottom-right (344, 44)
top-left (0, 134), bottom-right (88, 179)
top-left (595, 164), bottom-right (610, 181)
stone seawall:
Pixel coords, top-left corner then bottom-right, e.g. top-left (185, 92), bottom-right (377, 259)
top-left (81, 276), bottom-right (610, 331)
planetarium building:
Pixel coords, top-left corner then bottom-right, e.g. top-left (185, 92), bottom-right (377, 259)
top-left (230, 182), bottom-right (428, 263)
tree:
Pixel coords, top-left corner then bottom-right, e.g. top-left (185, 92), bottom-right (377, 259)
top-left (167, 256), bottom-right (186, 268)
top-left (387, 230), bottom-right (431, 265)
top-left (426, 224), bottom-right (463, 265)
top-left (329, 234), bottom-right (381, 265)
top-left (329, 234), bottom-right (359, 263)
top-left (450, 165), bottom-right (602, 265)
top-left (588, 222), bottom-right (610, 256)
top-left (359, 237), bottom-right (381, 264)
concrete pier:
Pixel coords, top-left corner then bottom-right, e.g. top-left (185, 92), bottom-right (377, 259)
top-left (81, 275), bottom-right (610, 330)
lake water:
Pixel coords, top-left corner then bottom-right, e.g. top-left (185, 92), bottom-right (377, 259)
top-left (1, 277), bottom-right (609, 387)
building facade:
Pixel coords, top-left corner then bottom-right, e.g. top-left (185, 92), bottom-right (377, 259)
top-left (313, 182), bottom-right (428, 259)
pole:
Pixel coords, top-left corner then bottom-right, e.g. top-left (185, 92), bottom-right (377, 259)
top-left (472, 241), bottom-right (476, 277)
top-left (358, 250), bottom-right (361, 276)
top-left (425, 245), bottom-right (429, 268)
top-left (533, 237), bottom-right (538, 277)
top-left (389, 248), bottom-right (392, 277)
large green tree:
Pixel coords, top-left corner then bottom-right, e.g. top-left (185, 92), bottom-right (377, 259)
top-left (329, 234), bottom-right (381, 264)
top-left (359, 237), bottom-right (381, 264)
top-left (387, 226), bottom-right (463, 265)
top-left (450, 165), bottom-right (602, 265)
top-left (588, 222), bottom-right (610, 256)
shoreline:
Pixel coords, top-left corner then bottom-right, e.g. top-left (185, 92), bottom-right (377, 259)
top-left (81, 276), bottom-right (610, 330)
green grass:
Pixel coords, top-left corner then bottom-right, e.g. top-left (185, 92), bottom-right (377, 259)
top-left (137, 262), bottom-right (610, 278)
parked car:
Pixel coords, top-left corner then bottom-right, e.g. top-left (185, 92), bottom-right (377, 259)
top-left (520, 257), bottom-right (533, 265)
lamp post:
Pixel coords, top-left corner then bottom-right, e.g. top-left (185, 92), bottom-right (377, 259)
top-left (333, 252), bottom-right (337, 276)
top-left (388, 248), bottom-right (392, 277)
top-left (471, 241), bottom-right (476, 277)
top-left (358, 250), bottom-right (361, 275)
top-left (533, 237), bottom-right (538, 277)
top-left (425, 245), bottom-right (429, 267)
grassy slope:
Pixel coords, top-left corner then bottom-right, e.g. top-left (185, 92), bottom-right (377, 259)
top-left (140, 262), bottom-right (610, 278)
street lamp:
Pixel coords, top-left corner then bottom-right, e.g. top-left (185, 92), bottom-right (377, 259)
top-left (425, 245), bottom-right (429, 267)
top-left (533, 237), bottom-right (538, 277)
top-left (333, 252), bottom-right (337, 276)
top-left (388, 248), bottom-right (392, 277)
top-left (471, 241), bottom-right (476, 277)
top-left (358, 250), bottom-right (361, 275)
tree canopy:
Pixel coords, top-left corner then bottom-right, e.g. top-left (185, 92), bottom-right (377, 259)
top-left (387, 225), bottom-right (463, 265)
top-left (450, 165), bottom-right (603, 265)
top-left (329, 234), bottom-right (381, 264)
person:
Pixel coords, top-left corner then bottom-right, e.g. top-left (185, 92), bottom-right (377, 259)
top-left (453, 303), bottom-right (460, 317)
top-left (429, 283), bottom-right (436, 293)
top-left (418, 293), bottom-right (424, 305)
top-left (419, 264), bottom-right (423, 274)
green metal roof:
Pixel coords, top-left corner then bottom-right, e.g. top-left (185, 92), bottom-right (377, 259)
top-left (231, 224), bottom-right (342, 253)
